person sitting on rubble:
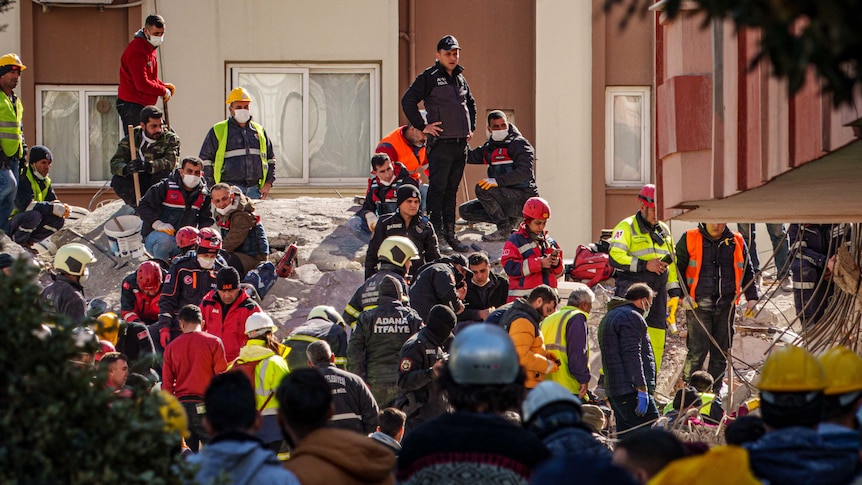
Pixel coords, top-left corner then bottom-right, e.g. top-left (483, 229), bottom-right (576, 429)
top-left (210, 183), bottom-right (270, 277)
top-left (348, 152), bottom-right (419, 237)
top-left (662, 371), bottom-right (724, 425)
top-left (9, 146), bottom-right (69, 249)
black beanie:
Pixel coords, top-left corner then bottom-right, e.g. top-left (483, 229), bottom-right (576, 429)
top-left (377, 274), bottom-right (402, 302)
top-left (28, 145), bottom-right (52, 165)
top-left (396, 184), bottom-right (421, 207)
top-left (426, 304), bottom-right (457, 343)
top-left (0, 252), bottom-right (13, 269)
top-left (216, 266), bottom-right (240, 290)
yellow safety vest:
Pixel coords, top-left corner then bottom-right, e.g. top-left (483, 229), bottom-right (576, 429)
top-left (541, 306), bottom-right (590, 395)
top-left (212, 120), bottom-right (268, 189)
top-left (228, 339), bottom-right (289, 416)
top-left (609, 214), bottom-right (680, 292)
top-left (0, 92), bottom-right (24, 159)
top-left (11, 168), bottom-right (51, 217)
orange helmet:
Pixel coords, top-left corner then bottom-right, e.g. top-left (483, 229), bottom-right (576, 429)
top-left (136, 260), bottom-right (163, 293)
top-left (638, 184), bottom-right (656, 208)
top-left (523, 197), bottom-right (551, 220)
top-left (175, 226), bottom-right (200, 249)
top-left (197, 228), bottom-right (222, 255)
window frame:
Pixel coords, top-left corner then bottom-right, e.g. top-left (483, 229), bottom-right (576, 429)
top-left (35, 84), bottom-right (119, 187)
top-left (605, 86), bottom-right (651, 188)
top-left (228, 63), bottom-right (381, 186)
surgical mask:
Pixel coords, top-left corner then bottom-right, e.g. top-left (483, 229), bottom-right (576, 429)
top-left (642, 298), bottom-right (651, 316)
top-left (197, 256), bottom-right (216, 269)
top-left (147, 32), bottom-right (164, 48)
top-left (33, 169), bottom-right (46, 181)
top-left (182, 174), bottom-right (201, 187)
top-left (79, 268), bottom-right (90, 284)
top-left (233, 109), bottom-right (251, 124)
top-left (491, 129), bottom-right (508, 142)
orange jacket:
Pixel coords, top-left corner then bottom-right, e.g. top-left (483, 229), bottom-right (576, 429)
top-left (508, 316), bottom-right (558, 388)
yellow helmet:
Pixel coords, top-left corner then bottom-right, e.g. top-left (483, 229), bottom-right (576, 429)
top-left (94, 312), bottom-right (121, 346)
top-left (226, 86), bottom-right (253, 105)
top-left (0, 53), bottom-right (26, 71)
top-left (757, 345), bottom-right (826, 392)
top-left (818, 346), bottom-right (862, 396)
top-left (158, 391), bottom-right (191, 438)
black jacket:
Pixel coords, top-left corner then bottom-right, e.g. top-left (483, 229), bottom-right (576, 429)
top-left (597, 298), bottom-right (656, 397)
top-left (41, 274), bottom-right (85, 324)
top-left (157, 253), bottom-right (227, 332)
top-left (14, 166), bottom-right (57, 214)
top-left (342, 265), bottom-right (410, 329)
top-left (137, 170), bottom-right (214, 238)
top-left (117, 320), bottom-right (156, 372)
top-left (459, 271), bottom-right (509, 322)
top-left (347, 297), bottom-right (423, 386)
top-left (397, 328), bottom-right (449, 426)
top-left (409, 261), bottom-right (465, 321)
top-left (357, 162), bottom-right (418, 221)
top-left (365, 211), bottom-right (440, 279)
top-left (283, 319), bottom-right (348, 371)
top-left (315, 362), bottom-right (379, 435)
top-left (401, 62), bottom-right (476, 139)
top-left (466, 124), bottom-right (538, 193)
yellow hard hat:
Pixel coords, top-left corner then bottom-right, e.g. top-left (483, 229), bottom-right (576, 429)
top-left (647, 446), bottom-right (760, 485)
top-left (158, 391), bottom-right (191, 439)
top-left (94, 312), bottom-right (121, 346)
top-left (0, 53), bottom-right (26, 71)
top-left (818, 346), bottom-right (862, 396)
top-left (757, 345), bottom-right (826, 392)
top-left (226, 86), bottom-right (253, 105)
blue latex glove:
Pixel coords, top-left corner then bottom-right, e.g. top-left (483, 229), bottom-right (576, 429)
top-left (635, 390), bottom-right (650, 416)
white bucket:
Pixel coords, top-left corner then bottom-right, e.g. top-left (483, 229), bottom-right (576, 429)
top-left (104, 215), bottom-right (144, 258)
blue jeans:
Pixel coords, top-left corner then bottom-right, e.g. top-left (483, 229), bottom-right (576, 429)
top-left (145, 230), bottom-right (179, 261)
top-left (608, 392), bottom-right (659, 434)
top-left (737, 223), bottom-right (789, 278)
top-left (0, 160), bottom-right (20, 234)
top-left (347, 215), bottom-right (371, 237)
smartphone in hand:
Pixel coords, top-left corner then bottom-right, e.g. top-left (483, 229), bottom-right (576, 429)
top-left (661, 254), bottom-right (673, 264)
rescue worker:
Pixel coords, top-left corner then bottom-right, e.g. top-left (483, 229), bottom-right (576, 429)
top-left (120, 260), bottom-right (165, 327)
top-left (0, 53), bottom-right (26, 234)
top-left (9, 145), bottom-right (68, 247)
top-left (41, 243), bottom-right (97, 324)
top-left (787, 223), bottom-right (850, 328)
top-left (230, 312), bottom-right (290, 451)
top-left (173, 226), bottom-right (199, 260)
top-left (408, 254), bottom-right (471, 321)
top-left (348, 274), bottom-right (423, 407)
top-left (744, 345), bottom-right (857, 485)
top-left (157, 228), bottom-right (227, 351)
top-left (283, 305), bottom-right (348, 371)
top-left (350, 153), bottom-right (420, 236)
top-left (459, 252), bottom-right (508, 324)
top-left (817, 346), bottom-right (862, 453)
top-left (522, 381), bottom-right (610, 458)
top-left (137, 156), bottom-right (213, 262)
top-left (117, 14), bottom-right (175, 129)
top-left (307, 340), bottom-right (379, 435)
top-left (608, 184), bottom-right (681, 373)
top-left (200, 266), bottom-right (261, 362)
top-left (502, 197), bottom-right (563, 302)
top-left (108, 105), bottom-right (180, 208)
top-left (375, 123), bottom-right (428, 208)
top-left (343, 235), bottom-right (418, 328)
top-left (365, 184), bottom-right (439, 279)
top-left (499, 284), bottom-right (560, 389)
top-left (93, 311), bottom-right (156, 374)
top-left (459, 110), bottom-right (539, 241)
top-left (210, 183), bottom-right (269, 276)
top-left (676, 223), bottom-right (758, 393)
top-left (661, 371), bottom-right (724, 424)
top-left (541, 283), bottom-right (595, 399)
top-left (199, 87), bottom-right (276, 199)
top-left (597, 283), bottom-right (659, 433)
top-left (162, 304), bottom-right (228, 452)
top-left (396, 304), bottom-right (456, 431)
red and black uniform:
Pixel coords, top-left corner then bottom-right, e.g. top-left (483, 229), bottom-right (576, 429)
top-left (158, 253), bottom-right (227, 342)
top-left (120, 270), bottom-right (162, 325)
top-left (137, 170), bottom-right (214, 239)
top-left (357, 162), bottom-right (418, 223)
top-left (502, 225), bottom-right (563, 302)
top-left (200, 288), bottom-right (260, 362)
top-left (376, 126), bottom-right (427, 181)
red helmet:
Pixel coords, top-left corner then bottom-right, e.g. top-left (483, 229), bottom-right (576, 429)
top-left (136, 260), bottom-right (163, 293)
top-left (523, 197), bottom-right (551, 220)
top-left (175, 226), bottom-right (200, 249)
top-left (638, 184), bottom-right (656, 208)
top-left (95, 340), bottom-right (116, 362)
top-left (197, 227), bottom-right (223, 255)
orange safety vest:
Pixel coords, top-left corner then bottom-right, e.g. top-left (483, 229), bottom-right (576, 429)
top-left (684, 229), bottom-right (746, 303)
top-left (377, 126), bottom-right (426, 181)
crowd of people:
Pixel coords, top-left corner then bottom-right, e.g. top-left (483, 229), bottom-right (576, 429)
top-left (1, 16), bottom-right (860, 484)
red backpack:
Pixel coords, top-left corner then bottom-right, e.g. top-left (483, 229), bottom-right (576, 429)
top-left (569, 245), bottom-right (613, 287)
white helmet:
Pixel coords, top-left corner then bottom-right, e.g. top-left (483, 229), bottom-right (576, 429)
top-left (377, 235), bottom-right (419, 268)
top-left (307, 305), bottom-right (345, 328)
top-left (245, 312), bottom-right (277, 336)
top-left (54, 243), bottom-right (96, 276)
top-left (522, 381), bottom-right (582, 424)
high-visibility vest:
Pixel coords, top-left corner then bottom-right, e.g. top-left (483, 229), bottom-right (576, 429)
top-left (699, 392), bottom-right (716, 416)
top-left (11, 168), bottom-right (51, 216)
top-left (609, 215), bottom-right (680, 292)
top-left (377, 126), bottom-right (426, 180)
top-left (684, 229), bottom-right (745, 303)
top-left (0, 92), bottom-right (24, 159)
top-left (541, 307), bottom-right (589, 394)
top-left (212, 120), bottom-right (268, 189)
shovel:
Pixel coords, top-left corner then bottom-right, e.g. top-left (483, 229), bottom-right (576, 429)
top-left (67, 228), bottom-right (129, 270)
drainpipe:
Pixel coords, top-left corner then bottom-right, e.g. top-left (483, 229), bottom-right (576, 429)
top-left (409, 0), bottom-right (416, 81)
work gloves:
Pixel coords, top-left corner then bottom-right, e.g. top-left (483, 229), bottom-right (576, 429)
top-left (635, 390), bottom-right (650, 416)
top-left (152, 221), bottom-right (176, 236)
top-left (477, 178), bottom-right (498, 190)
top-left (159, 327), bottom-right (171, 349)
top-left (365, 212), bottom-right (379, 232)
top-left (666, 296), bottom-right (679, 334)
top-left (124, 158), bottom-right (145, 175)
top-left (52, 202), bottom-right (70, 218)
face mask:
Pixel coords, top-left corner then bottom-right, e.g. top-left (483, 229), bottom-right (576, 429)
top-left (491, 129), bottom-right (508, 142)
top-left (233, 109), bottom-right (251, 124)
top-left (197, 256), bottom-right (216, 269)
top-left (147, 32), bottom-right (164, 48)
top-left (79, 268), bottom-right (90, 284)
top-left (215, 205), bottom-right (230, 215)
top-left (642, 299), bottom-right (651, 316)
top-left (182, 174), bottom-right (201, 187)
top-left (32, 169), bottom-right (46, 181)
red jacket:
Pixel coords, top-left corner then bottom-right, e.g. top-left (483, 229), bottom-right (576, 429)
top-left (118, 33), bottom-right (167, 106)
top-left (162, 331), bottom-right (227, 401)
top-left (200, 289), bottom-right (260, 362)
top-left (120, 271), bottom-right (161, 325)
top-left (501, 224), bottom-right (562, 302)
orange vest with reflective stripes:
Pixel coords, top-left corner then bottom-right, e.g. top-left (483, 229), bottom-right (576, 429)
top-left (684, 229), bottom-right (745, 303)
top-left (377, 127), bottom-right (426, 181)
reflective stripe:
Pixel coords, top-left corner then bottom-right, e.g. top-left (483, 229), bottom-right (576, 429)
top-left (522, 260), bottom-right (531, 276)
top-left (666, 281), bottom-right (680, 291)
top-left (789, 241), bottom-right (808, 251)
top-left (518, 242), bottom-right (537, 254)
top-left (333, 356), bottom-right (347, 366)
top-left (631, 248), bottom-right (660, 257)
top-left (161, 202), bottom-right (188, 210)
top-left (224, 148), bottom-right (262, 158)
top-left (793, 281), bottom-right (815, 289)
top-left (261, 408), bottom-right (278, 416)
top-left (0, 132), bottom-right (19, 139)
top-left (287, 334), bottom-right (320, 344)
top-left (200, 159), bottom-right (214, 166)
top-left (609, 242), bottom-right (628, 251)
top-left (331, 412), bottom-right (362, 422)
top-left (629, 258), bottom-right (638, 272)
top-left (344, 305), bottom-right (360, 318)
top-left (490, 160), bottom-right (513, 165)
top-left (508, 288), bottom-right (532, 298)
top-left (0, 121), bottom-right (19, 128)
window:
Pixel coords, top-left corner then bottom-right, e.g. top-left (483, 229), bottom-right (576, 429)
top-left (36, 86), bottom-right (120, 185)
top-left (229, 63), bottom-right (380, 186)
top-left (605, 87), bottom-right (651, 187)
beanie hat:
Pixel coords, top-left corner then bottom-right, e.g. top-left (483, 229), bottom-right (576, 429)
top-left (28, 145), bottom-right (52, 164)
top-left (396, 184), bottom-right (421, 207)
top-left (0, 252), bottom-right (13, 269)
top-left (377, 274), bottom-right (403, 303)
top-left (426, 304), bottom-right (457, 343)
top-left (216, 266), bottom-right (240, 290)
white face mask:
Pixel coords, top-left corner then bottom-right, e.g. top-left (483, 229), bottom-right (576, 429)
top-left (182, 174), bottom-right (201, 188)
top-left (79, 268), bottom-right (90, 284)
top-left (215, 205), bottom-right (230, 215)
top-left (33, 169), bottom-right (46, 181)
top-left (233, 109), bottom-right (251, 124)
top-left (197, 256), bottom-right (216, 269)
top-left (147, 33), bottom-right (164, 48)
top-left (491, 129), bottom-right (508, 142)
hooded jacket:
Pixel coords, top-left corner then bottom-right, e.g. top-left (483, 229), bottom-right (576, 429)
top-left (187, 431), bottom-right (300, 485)
top-left (214, 187), bottom-right (269, 269)
top-left (466, 124), bottom-right (538, 193)
top-left (744, 426), bottom-right (858, 485)
top-left (408, 260), bottom-right (466, 320)
top-left (41, 274), bottom-right (86, 324)
top-left (596, 297), bottom-right (656, 397)
top-left (500, 297), bottom-right (558, 388)
top-left (343, 265), bottom-right (410, 328)
top-left (284, 427), bottom-right (395, 485)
